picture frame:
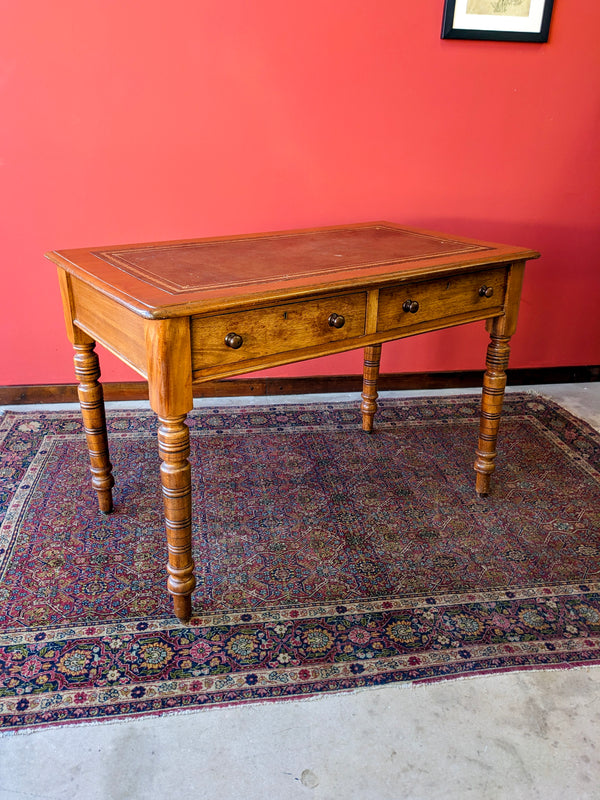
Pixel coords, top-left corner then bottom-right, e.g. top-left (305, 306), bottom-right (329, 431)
top-left (441, 0), bottom-right (554, 42)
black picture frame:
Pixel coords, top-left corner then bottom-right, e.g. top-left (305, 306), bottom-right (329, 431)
top-left (441, 0), bottom-right (554, 42)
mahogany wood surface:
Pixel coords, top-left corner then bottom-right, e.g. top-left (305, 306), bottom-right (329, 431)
top-left (72, 339), bottom-right (114, 514)
top-left (46, 221), bottom-right (539, 623)
top-left (360, 344), bottom-right (382, 433)
top-left (146, 318), bottom-right (196, 622)
top-left (48, 222), bottom-right (538, 318)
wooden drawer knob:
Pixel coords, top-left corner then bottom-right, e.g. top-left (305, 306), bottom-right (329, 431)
top-left (479, 285), bottom-right (494, 298)
top-left (402, 299), bottom-right (419, 314)
top-left (224, 332), bottom-right (243, 349)
top-left (328, 313), bottom-right (345, 328)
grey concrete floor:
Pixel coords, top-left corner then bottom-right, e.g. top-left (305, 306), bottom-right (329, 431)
top-left (0, 383), bottom-right (599, 800)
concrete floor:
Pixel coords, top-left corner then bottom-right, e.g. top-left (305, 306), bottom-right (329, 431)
top-left (1, 383), bottom-right (599, 800)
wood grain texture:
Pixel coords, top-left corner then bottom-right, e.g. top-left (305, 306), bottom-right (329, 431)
top-left (72, 339), bottom-right (114, 513)
top-left (145, 318), bottom-right (193, 417)
top-left (377, 267), bottom-right (506, 334)
top-left (157, 413), bottom-right (195, 623)
top-left (474, 330), bottom-right (512, 496)
top-left (361, 344), bottom-right (382, 432)
top-left (473, 262), bottom-right (526, 495)
top-left (145, 318), bottom-right (195, 621)
top-left (191, 292), bottom-right (366, 373)
top-left (71, 277), bottom-right (148, 377)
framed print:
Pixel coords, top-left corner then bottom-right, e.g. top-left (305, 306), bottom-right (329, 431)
top-left (441, 0), bottom-right (554, 42)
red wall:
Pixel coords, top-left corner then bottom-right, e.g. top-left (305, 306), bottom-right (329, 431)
top-left (2, 1), bottom-right (599, 386)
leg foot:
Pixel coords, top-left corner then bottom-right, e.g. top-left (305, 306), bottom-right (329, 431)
top-left (361, 344), bottom-right (382, 433)
top-left (475, 471), bottom-right (491, 497)
top-left (73, 341), bottom-right (114, 513)
top-left (173, 594), bottom-right (193, 624)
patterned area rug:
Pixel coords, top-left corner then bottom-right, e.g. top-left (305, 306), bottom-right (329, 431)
top-left (1, 393), bottom-right (599, 730)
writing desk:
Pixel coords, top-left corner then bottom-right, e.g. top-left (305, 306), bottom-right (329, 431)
top-left (47, 222), bottom-right (539, 622)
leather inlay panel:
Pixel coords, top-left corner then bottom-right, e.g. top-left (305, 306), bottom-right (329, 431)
top-left (94, 225), bottom-right (488, 295)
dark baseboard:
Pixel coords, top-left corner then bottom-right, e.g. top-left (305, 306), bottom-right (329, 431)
top-left (1, 365), bottom-right (598, 405)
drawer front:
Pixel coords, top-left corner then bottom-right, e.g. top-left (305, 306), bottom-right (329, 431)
top-left (192, 292), bottom-right (367, 370)
top-left (377, 268), bottom-right (507, 333)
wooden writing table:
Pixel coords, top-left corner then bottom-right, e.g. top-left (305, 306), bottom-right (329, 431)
top-left (47, 222), bottom-right (539, 622)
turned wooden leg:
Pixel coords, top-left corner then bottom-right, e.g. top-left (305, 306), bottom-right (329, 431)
top-left (73, 340), bottom-right (114, 513)
top-left (157, 414), bottom-right (196, 623)
top-left (474, 331), bottom-right (512, 496)
top-left (361, 344), bottom-right (382, 433)
top-left (146, 316), bottom-right (196, 623)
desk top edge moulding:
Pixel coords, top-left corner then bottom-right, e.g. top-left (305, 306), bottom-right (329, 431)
top-left (46, 221), bottom-right (540, 623)
top-left (45, 221), bottom-right (539, 319)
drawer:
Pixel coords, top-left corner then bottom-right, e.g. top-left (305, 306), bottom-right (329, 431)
top-left (377, 268), bottom-right (507, 333)
top-left (191, 292), bottom-right (367, 370)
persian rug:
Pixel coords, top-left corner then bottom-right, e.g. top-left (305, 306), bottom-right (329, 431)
top-left (1, 393), bottom-right (599, 731)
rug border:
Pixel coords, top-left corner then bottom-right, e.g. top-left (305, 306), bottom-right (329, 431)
top-left (1, 392), bottom-right (599, 731)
